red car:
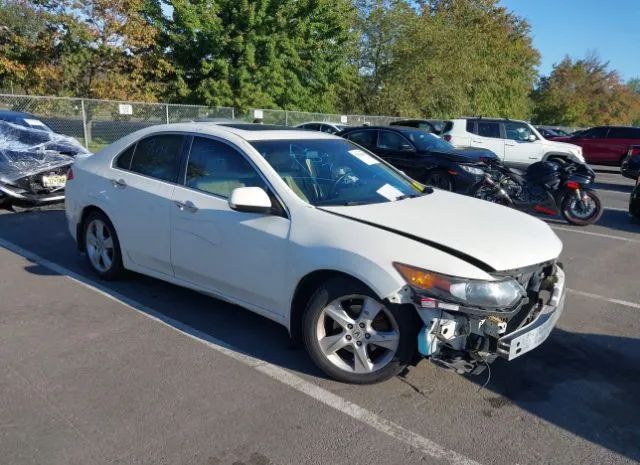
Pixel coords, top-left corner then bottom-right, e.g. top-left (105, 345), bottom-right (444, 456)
top-left (551, 126), bottom-right (640, 166)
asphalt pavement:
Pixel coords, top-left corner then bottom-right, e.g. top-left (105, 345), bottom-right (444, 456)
top-left (0, 166), bottom-right (638, 465)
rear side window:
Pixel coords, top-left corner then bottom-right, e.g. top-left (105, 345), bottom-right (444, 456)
top-left (185, 137), bottom-right (264, 198)
top-left (115, 144), bottom-right (136, 170)
top-left (345, 130), bottom-right (376, 148)
top-left (129, 134), bottom-right (184, 182)
top-left (443, 121), bottom-right (454, 133)
top-left (607, 127), bottom-right (640, 139)
top-left (477, 121), bottom-right (501, 138)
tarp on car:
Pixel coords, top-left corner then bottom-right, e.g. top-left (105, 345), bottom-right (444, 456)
top-left (0, 120), bottom-right (89, 183)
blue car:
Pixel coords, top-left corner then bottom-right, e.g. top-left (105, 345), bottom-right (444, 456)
top-left (0, 110), bottom-right (52, 132)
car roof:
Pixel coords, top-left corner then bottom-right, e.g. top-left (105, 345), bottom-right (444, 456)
top-left (137, 122), bottom-right (339, 141)
top-left (0, 110), bottom-right (34, 118)
top-left (341, 125), bottom-right (427, 134)
top-left (296, 121), bottom-right (343, 125)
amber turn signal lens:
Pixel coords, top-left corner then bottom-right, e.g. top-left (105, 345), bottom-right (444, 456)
top-left (393, 263), bottom-right (451, 291)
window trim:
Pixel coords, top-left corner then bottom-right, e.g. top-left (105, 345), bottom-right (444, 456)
top-left (376, 129), bottom-right (416, 152)
top-left (111, 132), bottom-right (188, 185)
top-left (178, 133), bottom-right (289, 218)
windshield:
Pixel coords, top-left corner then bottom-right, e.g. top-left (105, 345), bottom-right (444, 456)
top-left (404, 130), bottom-right (455, 152)
top-left (250, 139), bottom-right (425, 206)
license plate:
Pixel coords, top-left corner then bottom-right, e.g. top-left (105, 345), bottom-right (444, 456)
top-left (42, 175), bottom-right (67, 188)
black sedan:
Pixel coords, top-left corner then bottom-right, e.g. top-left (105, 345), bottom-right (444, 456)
top-left (630, 177), bottom-right (640, 219)
top-left (338, 126), bottom-right (496, 193)
top-left (621, 152), bottom-right (640, 180)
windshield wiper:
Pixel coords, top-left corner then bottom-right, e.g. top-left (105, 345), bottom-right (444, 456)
top-left (395, 194), bottom-right (423, 201)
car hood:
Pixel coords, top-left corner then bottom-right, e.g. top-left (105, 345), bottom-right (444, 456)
top-left (424, 147), bottom-right (497, 163)
top-left (543, 138), bottom-right (580, 152)
top-left (320, 190), bottom-right (562, 273)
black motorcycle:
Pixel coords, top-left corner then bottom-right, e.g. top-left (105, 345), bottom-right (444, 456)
top-left (471, 158), bottom-right (603, 226)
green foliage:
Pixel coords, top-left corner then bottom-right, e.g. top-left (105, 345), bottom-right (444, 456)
top-left (532, 54), bottom-right (640, 126)
top-left (165, 0), bottom-right (357, 112)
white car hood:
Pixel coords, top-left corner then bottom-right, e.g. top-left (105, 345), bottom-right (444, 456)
top-left (321, 190), bottom-right (563, 272)
top-left (544, 139), bottom-right (580, 153)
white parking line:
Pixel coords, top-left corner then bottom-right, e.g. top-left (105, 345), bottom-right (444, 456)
top-left (567, 288), bottom-right (640, 310)
top-left (551, 226), bottom-right (640, 242)
top-left (0, 237), bottom-right (481, 465)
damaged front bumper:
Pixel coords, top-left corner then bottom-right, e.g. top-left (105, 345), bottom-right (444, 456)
top-left (414, 263), bottom-right (565, 374)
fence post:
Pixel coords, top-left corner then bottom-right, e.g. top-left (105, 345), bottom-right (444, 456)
top-left (165, 104), bottom-right (170, 124)
top-left (285, 110), bottom-right (288, 126)
top-left (231, 107), bottom-right (235, 120)
top-left (81, 99), bottom-right (90, 149)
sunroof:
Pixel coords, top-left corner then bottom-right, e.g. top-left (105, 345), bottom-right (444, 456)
top-left (216, 123), bottom-right (290, 131)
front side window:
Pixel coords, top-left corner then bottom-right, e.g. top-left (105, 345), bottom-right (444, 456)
top-left (185, 137), bottom-right (265, 198)
top-left (404, 130), bottom-right (455, 152)
top-left (476, 122), bottom-right (501, 138)
top-left (250, 138), bottom-right (425, 206)
top-left (504, 122), bottom-right (534, 141)
top-left (378, 131), bottom-right (414, 151)
top-left (129, 134), bottom-right (184, 182)
top-left (345, 130), bottom-right (376, 148)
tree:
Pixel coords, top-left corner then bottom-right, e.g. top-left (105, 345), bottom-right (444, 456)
top-left (164, 0), bottom-right (356, 113)
top-left (532, 54), bottom-right (640, 126)
top-left (386, 0), bottom-right (539, 119)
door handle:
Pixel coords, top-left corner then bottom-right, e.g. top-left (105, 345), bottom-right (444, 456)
top-left (505, 142), bottom-right (516, 146)
top-left (174, 200), bottom-right (198, 213)
top-left (111, 178), bottom-right (126, 188)
top-left (471, 139), bottom-right (483, 144)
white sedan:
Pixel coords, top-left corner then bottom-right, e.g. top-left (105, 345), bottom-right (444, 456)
top-left (65, 123), bottom-right (565, 384)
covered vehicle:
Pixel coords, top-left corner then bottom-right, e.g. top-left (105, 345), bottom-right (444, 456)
top-left (0, 121), bottom-right (89, 209)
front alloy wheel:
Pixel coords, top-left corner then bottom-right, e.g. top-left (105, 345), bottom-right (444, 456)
top-left (303, 277), bottom-right (418, 384)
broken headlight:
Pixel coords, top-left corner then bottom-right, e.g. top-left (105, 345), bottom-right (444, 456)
top-left (394, 263), bottom-right (525, 310)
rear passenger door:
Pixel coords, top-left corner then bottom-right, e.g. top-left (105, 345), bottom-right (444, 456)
top-left (170, 136), bottom-right (290, 314)
top-left (110, 133), bottom-right (186, 276)
top-left (468, 120), bottom-right (505, 161)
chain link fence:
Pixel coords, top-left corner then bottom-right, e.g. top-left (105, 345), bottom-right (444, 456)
top-left (0, 93), bottom-right (406, 152)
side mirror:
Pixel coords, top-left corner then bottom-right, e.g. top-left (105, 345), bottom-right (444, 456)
top-left (527, 134), bottom-right (537, 142)
top-left (229, 187), bottom-right (272, 214)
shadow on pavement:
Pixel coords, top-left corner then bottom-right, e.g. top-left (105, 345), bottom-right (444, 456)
top-left (1, 210), bottom-right (639, 462)
top-left (593, 181), bottom-right (634, 193)
top-left (466, 329), bottom-right (640, 462)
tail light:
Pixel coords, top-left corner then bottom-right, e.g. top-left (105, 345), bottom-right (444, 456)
top-left (443, 135), bottom-right (452, 142)
top-left (66, 168), bottom-right (74, 181)
top-left (566, 181), bottom-right (580, 189)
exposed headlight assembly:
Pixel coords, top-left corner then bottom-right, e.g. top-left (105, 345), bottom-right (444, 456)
top-left (460, 165), bottom-right (485, 176)
top-left (394, 263), bottom-right (525, 310)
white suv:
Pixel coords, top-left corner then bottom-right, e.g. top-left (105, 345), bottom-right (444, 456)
top-left (443, 118), bottom-right (584, 168)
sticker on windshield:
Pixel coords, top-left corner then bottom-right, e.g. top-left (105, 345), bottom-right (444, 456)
top-left (376, 184), bottom-right (404, 201)
top-left (349, 149), bottom-right (379, 166)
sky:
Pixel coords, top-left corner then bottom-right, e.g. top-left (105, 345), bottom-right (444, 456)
top-left (500, 0), bottom-right (640, 82)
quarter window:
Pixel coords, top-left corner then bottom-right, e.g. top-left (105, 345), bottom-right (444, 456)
top-left (129, 134), bottom-right (183, 182)
top-left (185, 137), bottom-right (264, 198)
top-left (476, 122), bottom-right (501, 139)
top-left (115, 144), bottom-right (136, 170)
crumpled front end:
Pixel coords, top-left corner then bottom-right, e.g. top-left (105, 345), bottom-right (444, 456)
top-left (413, 262), bottom-right (565, 374)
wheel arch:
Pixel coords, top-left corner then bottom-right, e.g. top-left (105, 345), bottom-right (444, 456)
top-left (542, 152), bottom-right (572, 162)
top-left (288, 269), bottom-right (379, 344)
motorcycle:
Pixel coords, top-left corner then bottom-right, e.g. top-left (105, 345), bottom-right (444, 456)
top-left (471, 158), bottom-right (603, 226)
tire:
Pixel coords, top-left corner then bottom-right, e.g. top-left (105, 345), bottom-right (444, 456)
top-left (82, 211), bottom-right (124, 280)
top-left (423, 170), bottom-right (454, 191)
top-left (302, 276), bottom-right (418, 384)
top-left (561, 190), bottom-right (603, 226)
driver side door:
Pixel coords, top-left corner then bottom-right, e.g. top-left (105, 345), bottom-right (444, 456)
top-left (503, 121), bottom-right (544, 168)
top-left (375, 130), bottom-right (422, 179)
top-left (170, 136), bottom-right (291, 317)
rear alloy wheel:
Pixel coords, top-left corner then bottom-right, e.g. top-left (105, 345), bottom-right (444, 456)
top-left (83, 211), bottom-right (124, 280)
top-left (423, 170), bottom-right (454, 191)
top-left (303, 277), bottom-right (417, 384)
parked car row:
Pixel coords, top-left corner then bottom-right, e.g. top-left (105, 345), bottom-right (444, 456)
top-left (65, 122), bottom-right (568, 384)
